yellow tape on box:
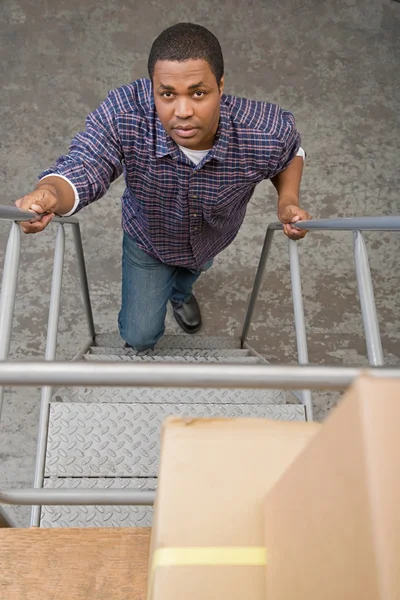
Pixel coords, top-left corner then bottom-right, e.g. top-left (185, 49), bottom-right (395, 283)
top-left (148, 546), bottom-right (267, 599)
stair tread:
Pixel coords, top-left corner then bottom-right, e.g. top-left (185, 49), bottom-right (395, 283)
top-left (95, 333), bottom-right (241, 349)
top-left (54, 386), bottom-right (288, 405)
top-left (83, 354), bottom-right (262, 363)
top-left (89, 347), bottom-right (251, 358)
top-left (45, 402), bottom-right (306, 478)
top-left (41, 477), bottom-right (155, 528)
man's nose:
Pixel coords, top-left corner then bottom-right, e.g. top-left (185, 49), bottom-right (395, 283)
top-left (174, 97), bottom-right (194, 119)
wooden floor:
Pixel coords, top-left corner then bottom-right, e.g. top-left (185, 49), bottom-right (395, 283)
top-left (0, 527), bottom-right (151, 600)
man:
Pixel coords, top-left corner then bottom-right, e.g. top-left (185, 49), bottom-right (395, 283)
top-left (16, 22), bottom-right (310, 352)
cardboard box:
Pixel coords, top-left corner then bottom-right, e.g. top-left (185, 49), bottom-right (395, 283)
top-left (263, 376), bottom-right (400, 600)
top-left (148, 416), bottom-right (320, 600)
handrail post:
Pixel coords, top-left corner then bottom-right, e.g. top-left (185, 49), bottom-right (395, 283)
top-left (0, 222), bottom-right (21, 420)
top-left (288, 240), bottom-right (313, 420)
top-left (31, 224), bottom-right (65, 527)
top-left (353, 232), bottom-right (384, 366)
top-left (71, 223), bottom-right (95, 341)
top-left (240, 227), bottom-right (275, 348)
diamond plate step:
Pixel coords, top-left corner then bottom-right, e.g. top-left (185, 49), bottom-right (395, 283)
top-left (41, 477), bottom-right (156, 528)
top-left (54, 386), bottom-right (288, 405)
top-left (83, 354), bottom-right (262, 363)
top-left (89, 347), bottom-right (251, 358)
top-left (45, 402), bottom-right (306, 477)
top-left (95, 333), bottom-right (240, 349)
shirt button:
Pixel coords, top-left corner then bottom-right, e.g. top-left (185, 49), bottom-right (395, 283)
top-left (193, 213), bottom-right (197, 217)
top-left (192, 195), bottom-right (198, 199)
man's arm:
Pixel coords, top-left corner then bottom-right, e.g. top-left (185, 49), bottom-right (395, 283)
top-left (15, 90), bottom-right (124, 234)
top-left (271, 155), bottom-right (311, 240)
top-left (267, 106), bottom-right (311, 240)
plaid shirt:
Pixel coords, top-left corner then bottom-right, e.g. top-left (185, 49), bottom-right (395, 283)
top-left (40, 79), bottom-right (301, 270)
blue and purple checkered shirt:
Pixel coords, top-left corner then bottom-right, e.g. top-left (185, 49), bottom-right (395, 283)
top-left (40, 79), bottom-right (301, 270)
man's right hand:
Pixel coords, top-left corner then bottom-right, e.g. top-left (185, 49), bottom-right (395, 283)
top-left (15, 188), bottom-right (59, 234)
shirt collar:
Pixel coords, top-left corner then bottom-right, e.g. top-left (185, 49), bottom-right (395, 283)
top-left (209, 98), bottom-right (230, 162)
top-left (154, 96), bottom-right (230, 162)
top-left (155, 117), bottom-right (179, 159)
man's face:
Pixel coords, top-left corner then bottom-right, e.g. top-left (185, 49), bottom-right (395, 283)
top-left (153, 59), bottom-right (224, 151)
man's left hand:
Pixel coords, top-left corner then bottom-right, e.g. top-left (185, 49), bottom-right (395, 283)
top-left (278, 203), bottom-right (311, 240)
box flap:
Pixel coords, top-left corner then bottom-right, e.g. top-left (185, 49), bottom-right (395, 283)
top-left (263, 376), bottom-right (400, 600)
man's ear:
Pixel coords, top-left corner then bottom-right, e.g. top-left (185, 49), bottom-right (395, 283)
top-left (219, 75), bottom-right (225, 96)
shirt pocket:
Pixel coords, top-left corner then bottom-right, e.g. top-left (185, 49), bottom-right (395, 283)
top-left (216, 183), bottom-right (255, 214)
top-left (202, 184), bottom-right (255, 228)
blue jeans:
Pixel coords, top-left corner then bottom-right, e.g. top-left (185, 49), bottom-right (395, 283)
top-left (118, 232), bottom-right (212, 351)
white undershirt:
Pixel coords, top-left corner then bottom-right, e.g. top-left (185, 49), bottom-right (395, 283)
top-left (178, 145), bottom-right (211, 165)
top-left (40, 146), bottom-right (306, 216)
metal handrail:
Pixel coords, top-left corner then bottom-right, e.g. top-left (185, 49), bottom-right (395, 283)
top-left (31, 224), bottom-right (65, 525)
top-left (0, 488), bottom-right (155, 526)
top-left (0, 205), bottom-right (79, 224)
top-left (0, 204), bottom-right (96, 526)
top-left (0, 488), bottom-right (156, 506)
top-left (269, 215), bottom-right (400, 231)
top-left (241, 215), bottom-right (400, 418)
top-left (0, 361), bottom-right (399, 389)
top-left (288, 238), bottom-right (312, 415)
top-left (0, 207), bottom-right (94, 419)
top-left (0, 223), bottom-right (21, 418)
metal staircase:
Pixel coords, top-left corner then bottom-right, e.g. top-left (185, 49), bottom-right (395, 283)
top-left (0, 206), bottom-right (399, 529)
top-left (42, 333), bottom-right (305, 528)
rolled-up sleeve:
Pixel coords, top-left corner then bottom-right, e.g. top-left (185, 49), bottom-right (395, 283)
top-left (267, 109), bottom-right (301, 179)
top-left (39, 92), bottom-right (124, 212)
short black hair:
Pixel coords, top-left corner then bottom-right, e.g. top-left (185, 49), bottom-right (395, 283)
top-left (148, 23), bottom-right (224, 85)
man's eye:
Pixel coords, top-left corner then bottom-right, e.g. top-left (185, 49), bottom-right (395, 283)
top-left (162, 92), bottom-right (174, 99)
top-left (193, 91), bottom-right (205, 98)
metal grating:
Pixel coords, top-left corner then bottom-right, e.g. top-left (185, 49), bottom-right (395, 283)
top-left (89, 347), bottom-right (250, 358)
top-left (83, 354), bottom-right (261, 363)
top-left (45, 402), bottom-right (306, 477)
top-left (94, 333), bottom-right (241, 349)
top-left (41, 477), bottom-right (155, 528)
top-left (54, 386), bottom-right (289, 405)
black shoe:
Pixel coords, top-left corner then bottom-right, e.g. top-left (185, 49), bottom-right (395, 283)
top-left (171, 294), bottom-right (202, 334)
